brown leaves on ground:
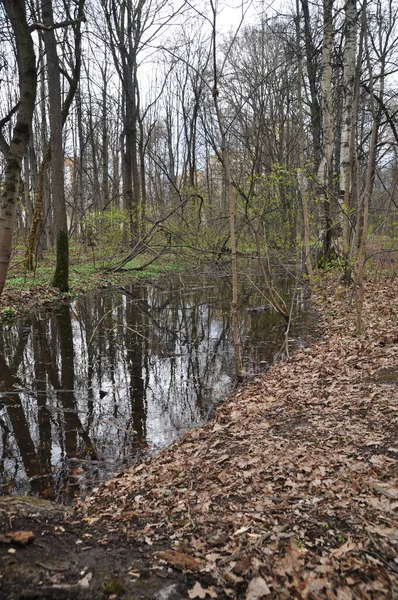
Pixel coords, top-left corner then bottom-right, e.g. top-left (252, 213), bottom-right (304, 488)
top-left (0, 531), bottom-right (35, 546)
top-left (78, 275), bottom-right (398, 599)
top-left (154, 549), bottom-right (202, 572)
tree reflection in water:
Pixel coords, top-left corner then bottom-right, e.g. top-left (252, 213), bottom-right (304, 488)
top-left (0, 270), bottom-right (314, 501)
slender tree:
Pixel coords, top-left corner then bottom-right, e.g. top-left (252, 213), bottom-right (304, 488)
top-left (318, 0), bottom-right (335, 260)
top-left (339, 0), bottom-right (357, 260)
top-left (296, 0), bottom-right (314, 284)
top-left (0, 0), bottom-right (36, 297)
top-left (210, 0), bottom-right (243, 380)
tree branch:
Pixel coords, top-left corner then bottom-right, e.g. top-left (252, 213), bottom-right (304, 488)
top-left (362, 83), bottom-right (398, 146)
top-left (0, 131), bottom-right (9, 157)
top-left (0, 103), bottom-right (20, 156)
top-left (0, 103), bottom-right (20, 129)
top-left (29, 16), bottom-right (86, 33)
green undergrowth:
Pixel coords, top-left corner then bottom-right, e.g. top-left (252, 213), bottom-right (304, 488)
top-left (2, 248), bottom-right (193, 318)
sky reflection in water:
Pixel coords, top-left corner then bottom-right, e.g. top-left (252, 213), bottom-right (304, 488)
top-left (0, 269), bottom-right (315, 502)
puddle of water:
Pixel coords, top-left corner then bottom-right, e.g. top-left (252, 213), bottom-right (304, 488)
top-left (0, 267), bottom-right (316, 502)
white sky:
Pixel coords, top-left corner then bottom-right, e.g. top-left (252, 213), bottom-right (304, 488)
top-left (217, 0), bottom-right (291, 32)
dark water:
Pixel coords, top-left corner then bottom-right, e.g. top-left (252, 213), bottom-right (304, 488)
top-left (0, 267), bottom-right (315, 502)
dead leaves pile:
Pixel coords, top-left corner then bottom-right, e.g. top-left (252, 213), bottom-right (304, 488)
top-left (78, 275), bottom-right (398, 598)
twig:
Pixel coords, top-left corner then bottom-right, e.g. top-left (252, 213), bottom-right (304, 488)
top-left (36, 562), bottom-right (68, 572)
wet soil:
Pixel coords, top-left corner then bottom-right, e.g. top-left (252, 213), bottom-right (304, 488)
top-left (0, 497), bottom-right (197, 599)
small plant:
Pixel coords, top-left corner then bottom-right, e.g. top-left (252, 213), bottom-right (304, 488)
top-left (103, 578), bottom-right (126, 597)
top-left (1, 306), bottom-right (17, 323)
top-left (316, 250), bottom-right (346, 271)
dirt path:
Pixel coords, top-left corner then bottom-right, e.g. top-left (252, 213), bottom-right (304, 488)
top-left (1, 275), bottom-right (397, 599)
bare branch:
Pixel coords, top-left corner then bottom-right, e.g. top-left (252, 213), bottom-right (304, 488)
top-left (29, 16), bottom-right (86, 33)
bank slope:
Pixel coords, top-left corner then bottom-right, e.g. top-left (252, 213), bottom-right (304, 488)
top-left (80, 275), bottom-right (398, 599)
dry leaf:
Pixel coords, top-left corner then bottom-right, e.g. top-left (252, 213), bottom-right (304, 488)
top-left (372, 483), bottom-right (398, 500)
top-left (331, 539), bottom-right (358, 558)
top-left (188, 582), bottom-right (207, 599)
top-left (188, 581), bottom-right (218, 599)
top-left (336, 587), bottom-right (353, 600)
top-left (233, 526), bottom-right (249, 536)
top-left (155, 549), bottom-right (201, 572)
top-left (0, 530), bottom-right (35, 546)
top-left (245, 577), bottom-right (271, 599)
top-left (78, 572), bottom-right (92, 589)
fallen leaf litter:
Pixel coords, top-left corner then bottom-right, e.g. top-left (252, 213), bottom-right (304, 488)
top-left (79, 275), bottom-right (398, 598)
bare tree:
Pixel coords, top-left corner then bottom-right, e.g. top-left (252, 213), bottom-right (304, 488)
top-left (209, 0), bottom-right (243, 379)
top-left (24, 0), bottom-right (85, 276)
top-left (102, 0), bottom-right (154, 239)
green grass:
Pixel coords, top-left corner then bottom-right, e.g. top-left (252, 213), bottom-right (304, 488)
top-left (2, 244), bottom-right (195, 318)
top-left (121, 255), bottom-right (190, 276)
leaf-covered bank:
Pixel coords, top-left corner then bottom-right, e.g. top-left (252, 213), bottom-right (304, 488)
top-left (79, 274), bottom-right (398, 598)
top-left (0, 273), bottom-right (397, 599)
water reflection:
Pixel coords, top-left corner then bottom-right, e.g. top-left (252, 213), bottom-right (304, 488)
top-left (0, 269), bottom-right (315, 501)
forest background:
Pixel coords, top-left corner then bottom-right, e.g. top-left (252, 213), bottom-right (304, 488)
top-left (0, 0), bottom-right (398, 340)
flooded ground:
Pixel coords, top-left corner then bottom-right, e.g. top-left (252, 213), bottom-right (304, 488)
top-left (0, 265), bottom-right (316, 502)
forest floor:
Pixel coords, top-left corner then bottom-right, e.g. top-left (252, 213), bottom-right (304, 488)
top-left (1, 271), bottom-right (398, 599)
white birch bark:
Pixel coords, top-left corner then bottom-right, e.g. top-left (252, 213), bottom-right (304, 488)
top-left (339, 0), bottom-right (357, 255)
top-left (318, 0), bottom-right (334, 190)
top-left (318, 0), bottom-right (335, 259)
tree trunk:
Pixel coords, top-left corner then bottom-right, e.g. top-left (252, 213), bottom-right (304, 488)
top-left (0, 0), bottom-right (36, 297)
top-left (123, 76), bottom-right (135, 233)
top-left (319, 0), bottom-right (334, 260)
top-left (354, 0), bottom-right (375, 333)
top-left (210, 0), bottom-right (243, 380)
top-left (300, 0), bottom-right (322, 170)
top-left (25, 146), bottom-right (51, 271)
top-left (339, 0), bottom-right (357, 260)
top-left (101, 66), bottom-right (109, 210)
top-left (41, 0), bottom-right (69, 291)
top-left (296, 0), bottom-right (314, 284)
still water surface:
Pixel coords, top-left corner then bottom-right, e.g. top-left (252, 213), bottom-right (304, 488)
top-left (0, 267), bottom-right (315, 502)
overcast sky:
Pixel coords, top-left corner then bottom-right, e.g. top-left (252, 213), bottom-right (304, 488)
top-left (218, 0), bottom-right (291, 32)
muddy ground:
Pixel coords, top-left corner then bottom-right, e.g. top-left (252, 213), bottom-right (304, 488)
top-left (1, 274), bottom-right (398, 599)
top-left (0, 496), bottom-right (196, 599)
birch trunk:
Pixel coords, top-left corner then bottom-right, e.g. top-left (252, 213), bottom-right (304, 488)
top-left (339, 0), bottom-right (357, 258)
